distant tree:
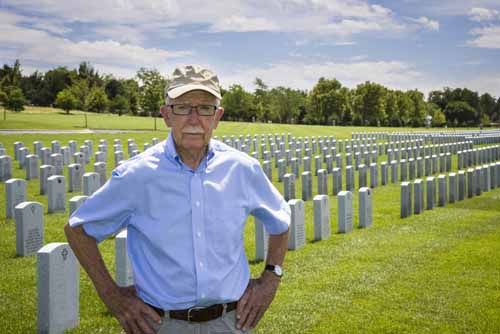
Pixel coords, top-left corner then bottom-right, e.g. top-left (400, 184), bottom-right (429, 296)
top-left (86, 86), bottom-right (108, 113)
top-left (78, 62), bottom-right (103, 87)
top-left (254, 77), bottom-right (270, 122)
top-left (122, 79), bottom-right (140, 115)
top-left (479, 93), bottom-right (496, 121)
top-left (307, 77), bottom-right (349, 125)
top-left (406, 90), bottom-right (426, 127)
top-left (55, 89), bottom-right (78, 114)
top-left (221, 84), bottom-right (255, 121)
top-left (4, 86), bottom-right (26, 112)
top-left (268, 87), bottom-right (306, 123)
top-left (136, 68), bottom-right (167, 117)
top-left (105, 78), bottom-right (126, 100)
top-left (39, 67), bottom-right (76, 106)
top-left (0, 59), bottom-right (22, 89)
top-left (69, 79), bottom-right (90, 111)
top-left (444, 101), bottom-right (476, 126)
top-left (352, 81), bottom-right (387, 126)
top-left (20, 71), bottom-right (44, 105)
top-left (109, 95), bottom-right (130, 116)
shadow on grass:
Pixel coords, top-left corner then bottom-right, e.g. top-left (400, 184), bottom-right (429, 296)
top-left (452, 193), bottom-right (500, 212)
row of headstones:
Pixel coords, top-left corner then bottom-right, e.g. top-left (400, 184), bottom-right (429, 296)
top-left (255, 140), bottom-right (478, 175)
top-left (5, 167), bottom-right (104, 218)
top-left (8, 137), bottom-right (160, 169)
top-left (12, 196), bottom-right (131, 333)
top-left (255, 187), bottom-right (373, 260)
top-left (400, 162), bottom-right (500, 218)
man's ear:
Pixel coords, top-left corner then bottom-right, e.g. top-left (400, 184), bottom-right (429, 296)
top-left (212, 107), bottom-right (224, 129)
top-left (160, 105), bottom-right (172, 127)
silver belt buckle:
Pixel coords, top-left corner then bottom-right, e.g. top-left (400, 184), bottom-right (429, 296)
top-left (187, 306), bottom-right (204, 323)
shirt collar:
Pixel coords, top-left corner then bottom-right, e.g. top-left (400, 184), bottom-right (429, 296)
top-left (164, 132), bottom-right (215, 168)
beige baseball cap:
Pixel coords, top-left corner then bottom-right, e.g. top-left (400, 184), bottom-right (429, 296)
top-left (166, 65), bottom-right (221, 100)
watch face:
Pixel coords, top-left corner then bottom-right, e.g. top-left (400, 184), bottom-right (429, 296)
top-left (274, 265), bottom-right (283, 276)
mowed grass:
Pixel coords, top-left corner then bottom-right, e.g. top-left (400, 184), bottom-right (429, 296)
top-left (0, 114), bottom-right (499, 333)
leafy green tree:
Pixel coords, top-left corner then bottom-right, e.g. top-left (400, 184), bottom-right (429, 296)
top-left (137, 68), bottom-right (167, 117)
top-left (20, 71), bottom-right (44, 105)
top-left (109, 95), bottom-right (130, 116)
top-left (0, 59), bottom-right (22, 89)
top-left (105, 78), bottom-right (126, 100)
top-left (39, 67), bottom-right (76, 106)
top-left (221, 84), bottom-right (255, 121)
top-left (406, 90), bottom-right (426, 127)
top-left (479, 93), bottom-right (496, 121)
top-left (86, 86), bottom-right (108, 113)
top-left (55, 89), bottom-right (78, 114)
top-left (4, 86), bottom-right (26, 112)
top-left (268, 87), bottom-right (306, 123)
top-left (122, 79), bottom-right (140, 115)
top-left (69, 79), bottom-right (90, 111)
top-left (352, 82), bottom-right (387, 126)
top-left (307, 78), bottom-right (349, 125)
top-left (444, 101), bottom-right (476, 126)
top-left (253, 78), bottom-right (270, 122)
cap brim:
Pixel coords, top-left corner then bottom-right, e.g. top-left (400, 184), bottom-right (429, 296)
top-left (167, 84), bottom-right (221, 100)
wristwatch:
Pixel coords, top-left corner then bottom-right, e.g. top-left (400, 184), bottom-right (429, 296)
top-left (264, 264), bottom-right (283, 278)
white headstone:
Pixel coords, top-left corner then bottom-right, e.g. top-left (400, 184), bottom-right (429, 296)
top-left (82, 172), bottom-right (100, 196)
top-left (68, 164), bottom-right (83, 192)
top-left (37, 243), bottom-right (79, 334)
top-left (337, 191), bottom-right (353, 233)
top-left (6, 178), bottom-right (27, 219)
top-left (69, 196), bottom-right (88, 215)
top-left (115, 230), bottom-right (134, 287)
top-left (47, 175), bottom-right (66, 213)
top-left (15, 201), bottom-right (44, 256)
top-left (358, 187), bottom-right (372, 228)
top-left (313, 195), bottom-right (330, 240)
top-left (288, 199), bottom-right (305, 250)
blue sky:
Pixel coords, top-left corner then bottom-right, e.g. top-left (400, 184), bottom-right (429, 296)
top-left (1, 0), bottom-right (499, 97)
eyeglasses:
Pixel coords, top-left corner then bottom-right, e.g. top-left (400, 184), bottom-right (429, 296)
top-left (170, 104), bottom-right (217, 116)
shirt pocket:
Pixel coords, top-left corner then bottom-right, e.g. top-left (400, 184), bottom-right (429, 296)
top-left (207, 207), bottom-right (246, 258)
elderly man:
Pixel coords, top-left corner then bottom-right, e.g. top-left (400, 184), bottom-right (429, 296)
top-left (65, 65), bottom-right (290, 334)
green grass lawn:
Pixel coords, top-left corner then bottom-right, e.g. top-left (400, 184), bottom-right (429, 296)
top-left (0, 110), bottom-right (499, 333)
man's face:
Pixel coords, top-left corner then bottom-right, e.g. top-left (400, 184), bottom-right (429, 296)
top-left (161, 90), bottom-right (223, 154)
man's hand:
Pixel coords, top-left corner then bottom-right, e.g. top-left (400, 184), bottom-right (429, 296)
top-left (102, 285), bottom-right (162, 334)
top-left (236, 272), bottom-right (281, 330)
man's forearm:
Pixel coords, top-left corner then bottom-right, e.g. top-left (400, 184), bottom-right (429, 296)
top-left (64, 224), bottom-right (119, 300)
top-left (265, 228), bottom-right (289, 266)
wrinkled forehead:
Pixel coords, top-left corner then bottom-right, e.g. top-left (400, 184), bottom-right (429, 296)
top-left (171, 90), bottom-right (218, 104)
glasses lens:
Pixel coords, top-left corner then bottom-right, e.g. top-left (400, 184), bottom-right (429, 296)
top-left (173, 104), bottom-right (190, 115)
top-left (198, 105), bottom-right (215, 116)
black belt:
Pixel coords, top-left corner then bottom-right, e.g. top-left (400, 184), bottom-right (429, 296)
top-left (147, 302), bottom-right (237, 322)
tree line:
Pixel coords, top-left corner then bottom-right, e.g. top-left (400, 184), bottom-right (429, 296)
top-left (1, 60), bottom-right (499, 127)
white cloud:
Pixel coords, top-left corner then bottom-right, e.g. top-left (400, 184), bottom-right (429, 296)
top-left (411, 16), bottom-right (440, 31)
top-left (0, 15), bottom-right (192, 74)
top-left (0, 0), bottom-right (433, 38)
top-left (469, 7), bottom-right (500, 22)
top-left (467, 25), bottom-right (500, 48)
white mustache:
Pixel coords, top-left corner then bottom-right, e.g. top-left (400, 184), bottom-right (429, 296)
top-left (183, 126), bottom-right (204, 134)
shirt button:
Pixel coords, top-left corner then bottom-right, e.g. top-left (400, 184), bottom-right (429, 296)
top-left (195, 201), bottom-right (200, 207)
top-left (201, 293), bottom-right (206, 298)
top-left (199, 262), bottom-right (203, 267)
top-left (197, 231), bottom-right (201, 237)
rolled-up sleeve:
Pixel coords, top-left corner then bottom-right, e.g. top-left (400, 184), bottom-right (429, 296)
top-left (69, 168), bottom-right (136, 243)
top-left (248, 161), bottom-right (290, 235)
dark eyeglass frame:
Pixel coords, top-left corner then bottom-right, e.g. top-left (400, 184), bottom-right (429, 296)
top-left (169, 104), bottom-right (218, 116)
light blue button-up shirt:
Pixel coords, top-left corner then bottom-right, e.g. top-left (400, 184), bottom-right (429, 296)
top-left (69, 133), bottom-right (290, 310)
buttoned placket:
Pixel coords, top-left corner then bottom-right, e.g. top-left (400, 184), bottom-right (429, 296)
top-left (190, 165), bottom-right (207, 303)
